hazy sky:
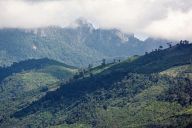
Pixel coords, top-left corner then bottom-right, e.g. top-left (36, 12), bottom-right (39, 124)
top-left (0, 0), bottom-right (192, 40)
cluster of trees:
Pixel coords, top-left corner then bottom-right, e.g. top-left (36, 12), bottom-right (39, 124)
top-left (180, 40), bottom-right (190, 44)
top-left (73, 58), bottom-right (122, 80)
top-left (159, 77), bottom-right (192, 106)
top-left (146, 40), bottom-right (191, 56)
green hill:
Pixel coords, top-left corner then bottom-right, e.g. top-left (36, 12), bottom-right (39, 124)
top-left (0, 58), bottom-right (76, 82)
top-left (0, 58), bottom-right (77, 127)
top-left (1, 43), bottom-right (192, 128)
top-left (108, 43), bottom-right (192, 74)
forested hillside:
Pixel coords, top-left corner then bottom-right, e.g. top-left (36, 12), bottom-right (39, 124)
top-left (0, 58), bottom-right (77, 127)
top-left (2, 43), bottom-right (191, 128)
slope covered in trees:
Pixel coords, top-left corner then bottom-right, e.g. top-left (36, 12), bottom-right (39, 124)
top-left (1, 44), bottom-right (192, 128)
top-left (2, 43), bottom-right (190, 128)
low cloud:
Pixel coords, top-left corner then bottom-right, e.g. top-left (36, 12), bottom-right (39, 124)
top-left (0, 0), bottom-right (192, 40)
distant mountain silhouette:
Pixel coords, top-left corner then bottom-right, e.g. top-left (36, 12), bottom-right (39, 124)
top-left (0, 19), bottom-right (169, 67)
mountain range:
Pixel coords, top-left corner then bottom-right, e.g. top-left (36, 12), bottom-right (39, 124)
top-left (0, 19), bottom-right (169, 67)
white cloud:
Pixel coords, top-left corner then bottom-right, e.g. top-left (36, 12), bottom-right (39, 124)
top-left (0, 0), bottom-right (192, 40)
top-left (144, 9), bottom-right (192, 40)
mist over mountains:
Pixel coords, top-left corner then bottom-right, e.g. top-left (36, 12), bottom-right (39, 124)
top-left (0, 19), bottom-right (169, 67)
top-left (1, 1), bottom-right (192, 128)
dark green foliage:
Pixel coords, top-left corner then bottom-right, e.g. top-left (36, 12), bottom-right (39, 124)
top-left (159, 77), bottom-right (192, 106)
top-left (12, 72), bottom-right (189, 128)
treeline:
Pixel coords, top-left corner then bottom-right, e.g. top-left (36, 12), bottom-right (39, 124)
top-left (109, 42), bottom-right (192, 74)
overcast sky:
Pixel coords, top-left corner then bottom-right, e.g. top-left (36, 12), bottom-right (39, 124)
top-left (0, 0), bottom-right (192, 40)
